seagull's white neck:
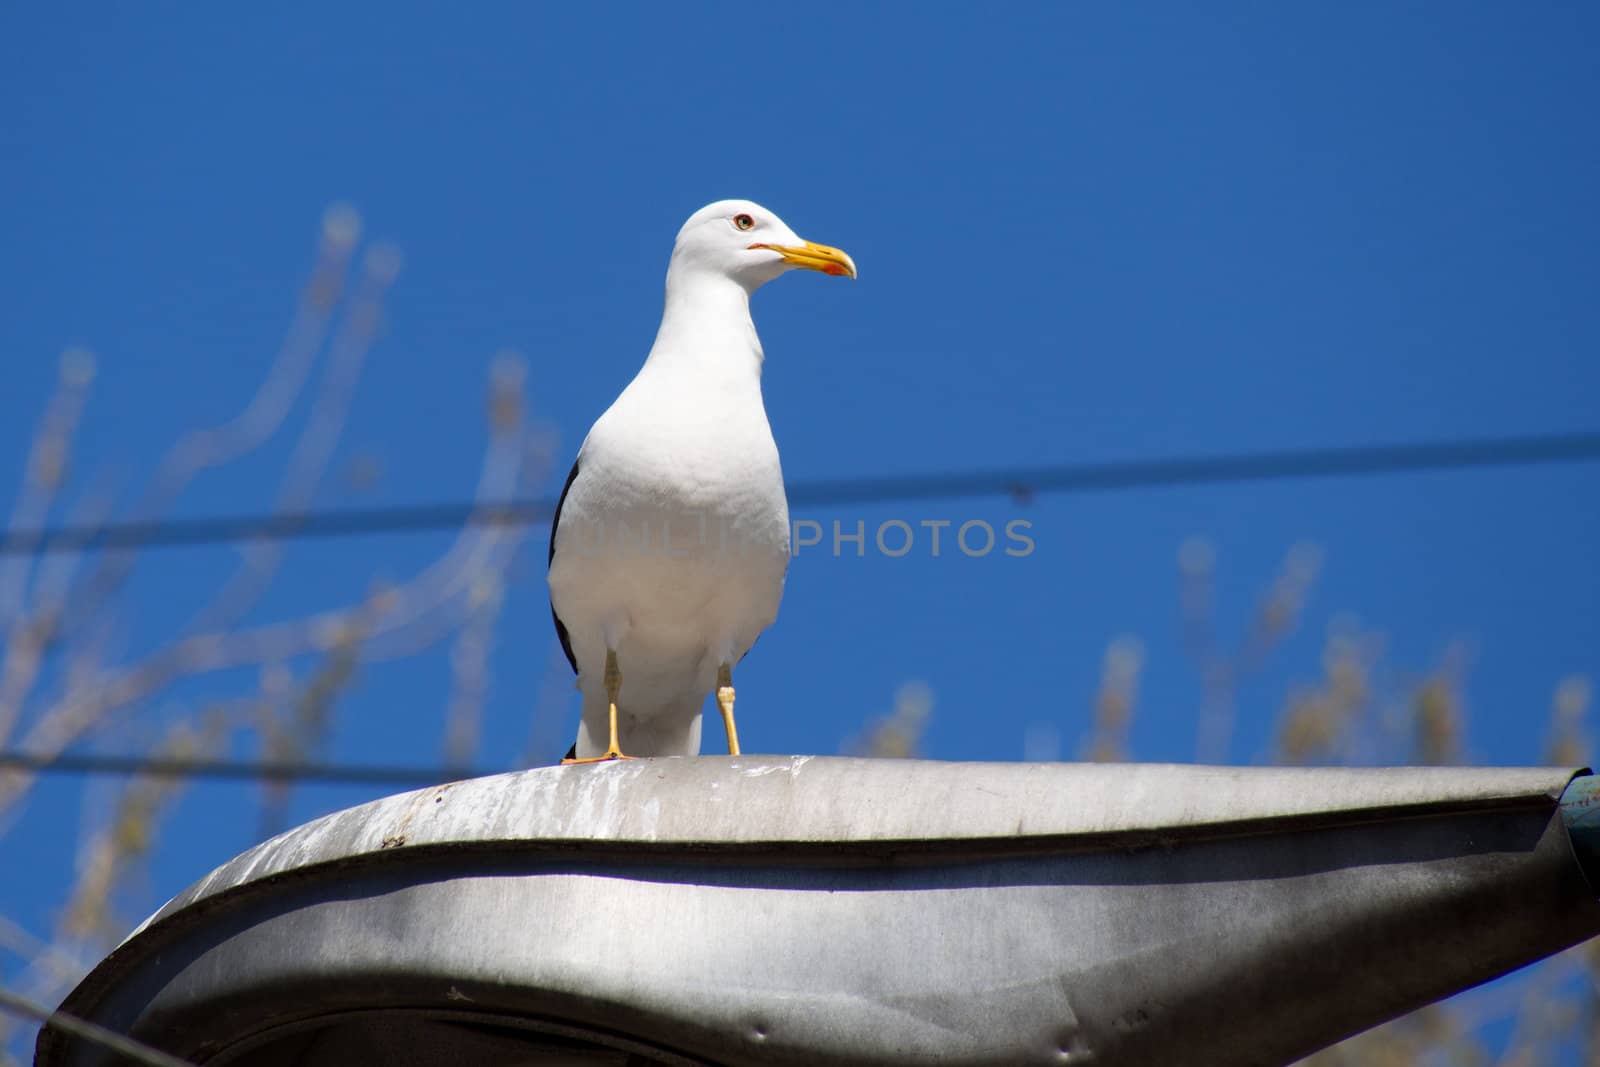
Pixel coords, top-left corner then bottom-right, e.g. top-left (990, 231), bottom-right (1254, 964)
top-left (644, 267), bottom-right (764, 381)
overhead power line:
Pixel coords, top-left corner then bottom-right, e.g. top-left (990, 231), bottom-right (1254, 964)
top-left (0, 986), bottom-right (195, 1067)
top-left (0, 750), bottom-right (481, 787)
top-left (4, 430), bottom-right (1599, 557)
top-left (2, 427), bottom-right (1598, 789)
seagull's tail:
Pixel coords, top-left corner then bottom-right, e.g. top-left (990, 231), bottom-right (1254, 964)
top-left (574, 687), bottom-right (706, 758)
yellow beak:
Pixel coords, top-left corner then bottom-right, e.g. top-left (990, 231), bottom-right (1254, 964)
top-left (750, 239), bottom-right (858, 279)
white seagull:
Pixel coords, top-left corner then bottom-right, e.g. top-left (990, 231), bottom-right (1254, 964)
top-left (548, 200), bottom-right (856, 762)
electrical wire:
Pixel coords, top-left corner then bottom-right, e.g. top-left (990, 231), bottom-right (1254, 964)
top-left (0, 750), bottom-right (477, 786)
top-left (0, 986), bottom-right (195, 1067)
top-left (3, 430), bottom-right (1595, 556)
top-left (3, 428), bottom-right (1598, 785)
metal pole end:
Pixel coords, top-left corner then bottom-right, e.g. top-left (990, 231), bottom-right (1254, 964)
top-left (1559, 773), bottom-right (1600, 894)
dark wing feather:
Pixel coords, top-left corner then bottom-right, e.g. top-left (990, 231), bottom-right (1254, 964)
top-left (548, 458), bottom-right (582, 674)
top-left (738, 505), bottom-right (789, 665)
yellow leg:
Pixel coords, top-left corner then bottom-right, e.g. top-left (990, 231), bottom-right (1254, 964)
top-left (562, 649), bottom-right (631, 764)
top-left (716, 663), bottom-right (740, 756)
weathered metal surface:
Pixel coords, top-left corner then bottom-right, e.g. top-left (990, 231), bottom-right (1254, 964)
top-left (37, 758), bottom-right (1600, 1067)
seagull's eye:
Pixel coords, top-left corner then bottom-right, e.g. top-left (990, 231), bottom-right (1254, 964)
top-left (733, 213), bottom-right (755, 231)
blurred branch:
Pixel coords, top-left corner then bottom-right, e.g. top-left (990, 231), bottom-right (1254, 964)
top-left (1545, 675), bottom-right (1592, 767)
top-left (187, 241), bottom-right (401, 638)
top-left (59, 713), bottom-right (230, 944)
top-left (0, 208), bottom-right (358, 758)
top-left (1274, 617), bottom-right (1381, 766)
top-left (0, 352), bottom-right (97, 749)
top-left (0, 218), bottom-right (548, 828)
top-left (845, 682), bottom-right (933, 759)
top-left (56, 207), bottom-right (360, 643)
top-left (1188, 539), bottom-right (1321, 762)
top-left (254, 619), bottom-right (367, 839)
top-left (443, 578), bottom-right (503, 770)
top-left (0, 354), bottom-right (542, 820)
top-left (1078, 636), bottom-right (1144, 763)
top-left (1412, 643), bottom-right (1471, 766)
top-left (0, 349), bottom-right (95, 627)
top-left (0, 917), bottom-right (46, 966)
top-left (0, 713), bottom-right (229, 1053)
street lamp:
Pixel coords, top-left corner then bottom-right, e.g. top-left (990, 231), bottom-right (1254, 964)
top-left (37, 758), bottom-right (1600, 1065)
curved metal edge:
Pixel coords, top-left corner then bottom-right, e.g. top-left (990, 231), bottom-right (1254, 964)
top-left (1560, 773), bottom-right (1600, 894)
top-left (38, 762), bottom-right (1595, 1066)
top-left (207, 1007), bottom-right (714, 1067)
top-left (135, 759), bottom-right (1590, 936)
top-left (38, 802), bottom-right (1600, 1067)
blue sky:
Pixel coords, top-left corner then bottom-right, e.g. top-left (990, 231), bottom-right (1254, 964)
top-left (2, 3), bottom-right (1597, 1056)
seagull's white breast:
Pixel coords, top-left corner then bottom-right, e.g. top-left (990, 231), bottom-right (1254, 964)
top-left (548, 364), bottom-right (790, 687)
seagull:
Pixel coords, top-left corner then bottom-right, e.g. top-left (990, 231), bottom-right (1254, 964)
top-left (548, 200), bottom-right (856, 762)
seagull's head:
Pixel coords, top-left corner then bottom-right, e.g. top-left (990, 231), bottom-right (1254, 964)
top-left (670, 199), bottom-right (857, 291)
